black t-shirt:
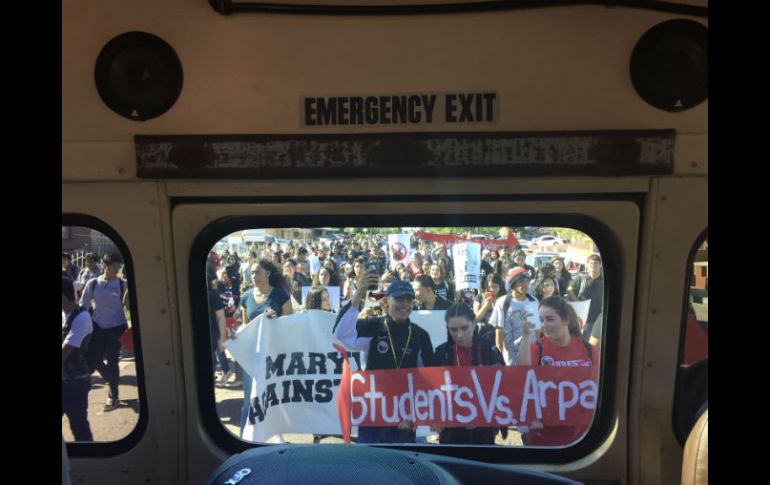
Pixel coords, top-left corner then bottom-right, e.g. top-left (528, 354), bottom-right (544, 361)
top-left (434, 281), bottom-right (455, 303)
top-left (356, 316), bottom-right (435, 370)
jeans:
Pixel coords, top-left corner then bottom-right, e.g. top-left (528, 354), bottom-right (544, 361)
top-left (214, 351), bottom-right (231, 374)
top-left (62, 377), bottom-right (93, 441)
top-left (239, 371), bottom-right (252, 434)
top-left (91, 323), bottom-right (128, 400)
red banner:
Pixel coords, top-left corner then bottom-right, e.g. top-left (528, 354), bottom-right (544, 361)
top-left (416, 231), bottom-right (519, 251)
top-left (341, 366), bottom-right (597, 428)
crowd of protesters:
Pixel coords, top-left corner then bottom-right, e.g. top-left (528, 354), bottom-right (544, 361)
top-left (206, 230), bottom-right (604, 446)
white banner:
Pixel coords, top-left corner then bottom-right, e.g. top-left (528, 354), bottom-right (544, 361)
top-left (225, 309), bottom-right (452, 442)
top-left (232, 311), bottom-right (365, 442)
top-left (388, 234), bottom-right (412, 269)
top-left (568, 299), bottom-right (591, 330)
top-left (452, 242), bottom-right (481, 290)
top-left (301, 285), bottom-right (341, 312)
top-left (408, 310), bottom-right (448, 353)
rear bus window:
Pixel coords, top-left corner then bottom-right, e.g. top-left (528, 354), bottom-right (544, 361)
top-left (205, 226), bottom-right (606, 448)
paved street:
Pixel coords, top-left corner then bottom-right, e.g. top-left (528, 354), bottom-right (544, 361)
top-left (62, 355), bottom-right (139, 442)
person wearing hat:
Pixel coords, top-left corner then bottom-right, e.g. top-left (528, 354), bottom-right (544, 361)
top-left (488, 266), bottom-right (541, 365)
top-left (334, 272), bottom-right (435, 443)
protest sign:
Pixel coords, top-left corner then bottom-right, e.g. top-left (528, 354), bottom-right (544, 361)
top-left (388, 234), bottom-right (412, 269)
top-left (452, 242), bottom-right (481, 290)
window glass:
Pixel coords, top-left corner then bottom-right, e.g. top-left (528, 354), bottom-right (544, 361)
top-left (62, 225), bottom-right (140, 443)
top-left (207, 226), bottom-right (604, 447)
top-left (673, 237), bottom-right (708, 442)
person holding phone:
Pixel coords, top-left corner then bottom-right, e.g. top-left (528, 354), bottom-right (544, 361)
top-left (473, 273), bottom-right (507, 343)
top-left (333, 272), bottom-right (435, 443)
top-left (473, 273), bottom-right (506, 324)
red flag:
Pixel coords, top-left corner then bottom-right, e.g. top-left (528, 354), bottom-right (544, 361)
top-left (333, 343), bottom-right (352, 443)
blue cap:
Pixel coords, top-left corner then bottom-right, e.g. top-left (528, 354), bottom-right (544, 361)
top-left (386, 279), bottom-right (415, 299)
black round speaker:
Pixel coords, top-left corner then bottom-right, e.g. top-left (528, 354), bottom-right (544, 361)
top-left (94, 31), bottom-right (183, 121)
top-left (630, 19), bottom-right (707, 112)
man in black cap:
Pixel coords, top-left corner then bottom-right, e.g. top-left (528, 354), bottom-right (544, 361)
top-left (334, 272), bottom-right (435, 443)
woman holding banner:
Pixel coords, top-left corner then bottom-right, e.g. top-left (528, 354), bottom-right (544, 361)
top-left (432, 303), bottom-right (505, 444)
top-left (238, 259), bottom-right (294, 436)
top-left (517, 296), bottom-right (598, 446)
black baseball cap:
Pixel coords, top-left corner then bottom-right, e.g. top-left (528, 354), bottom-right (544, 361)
top-left (386, 280), bottom-right (415, 299)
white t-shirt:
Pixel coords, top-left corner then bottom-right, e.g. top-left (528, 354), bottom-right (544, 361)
top-left (62, 310), bottom-right (93, 348)
top-left (488, 294), bottom-right (540, 365)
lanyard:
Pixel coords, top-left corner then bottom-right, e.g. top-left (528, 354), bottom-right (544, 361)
top-left (384, 319), bottom-right (412, 369)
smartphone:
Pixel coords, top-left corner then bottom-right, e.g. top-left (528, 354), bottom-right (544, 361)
top-left (362, 263), bottom-right (379, 290)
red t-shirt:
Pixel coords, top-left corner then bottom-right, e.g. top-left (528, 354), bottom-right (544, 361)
top-left (527, 336), bottom-right (597, 367)
top-left (525, 336), bottom-right (599, 446)
top-left (453, 344), bottom-right (480, 366)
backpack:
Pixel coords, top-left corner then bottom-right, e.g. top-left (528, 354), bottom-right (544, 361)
top-left (534, 339), bottom-right (593, 365)
top-left (62, 307), bottom-right (94, 376)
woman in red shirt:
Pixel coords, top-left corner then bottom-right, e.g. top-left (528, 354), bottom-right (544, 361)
top-left (517, 296), bottom-right (598, 446)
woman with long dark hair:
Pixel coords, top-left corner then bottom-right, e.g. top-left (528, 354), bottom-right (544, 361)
top-left (474, 273), bottom-right (506, 324)
top-left (532, 275), bottom-right (559, 301)
top-left (321, 258), bottom-right (340, 287)
top-left (342, 256), bottom-right (366, 301)
top-left (304, 285), bottom-right (333, 312)
top-left (551, 256), bottom-right (572, 297)
top-left (237, 259), bottom-right (293, 435)
top-left (432, 303), bottom-right (504, 445)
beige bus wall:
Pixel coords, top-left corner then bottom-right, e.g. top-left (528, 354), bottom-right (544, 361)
top-left (62, 2), bottom-right (707, 485)
top-left (62, 1), bottom-right (707, 181)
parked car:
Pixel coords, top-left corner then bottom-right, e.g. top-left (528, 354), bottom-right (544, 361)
top-left (531, 235), bottom-right (565, 250)
top-left (526, 251), bottom-right (560, 269)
